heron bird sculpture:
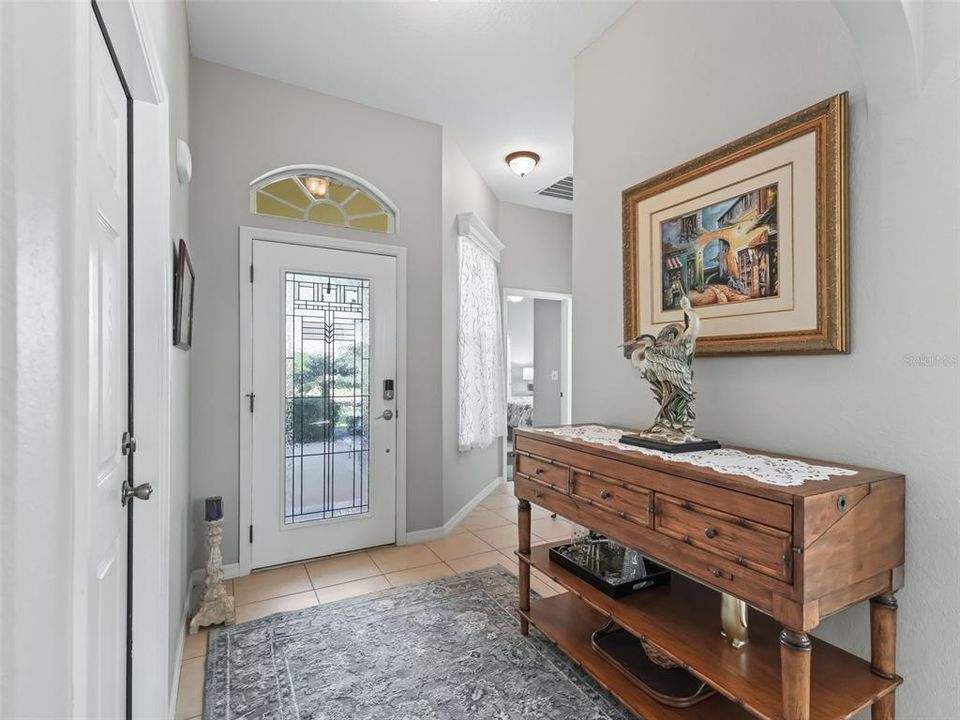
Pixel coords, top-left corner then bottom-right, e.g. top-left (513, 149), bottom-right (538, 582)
top-left (620, 295), bottom-right (705, 446)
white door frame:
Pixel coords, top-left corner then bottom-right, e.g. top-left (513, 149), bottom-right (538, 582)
top-left (71, 2), bottom-right (174, 718)
top-left (238, 225), bottom-right (408, 576)
top-left (501, 287), bottom-right (573, 479)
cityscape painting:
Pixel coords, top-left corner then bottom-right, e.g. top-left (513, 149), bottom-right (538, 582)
top-left (623, 93), bottom-right (847, 354)
top-left (659, 183), bottom-right (779, 312)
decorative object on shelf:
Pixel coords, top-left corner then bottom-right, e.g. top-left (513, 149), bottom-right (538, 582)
top-left (550, 536), bottom-right (670, 598)
top-left (592, 621), bottom-right (717, 708)
top-left (535, 424), bottom-right (858, 486)
top-left (620, 295), bottom-right (719, 453)
top-left (190, 496), bottom-right (234, 634)
top-left (570, 522), bottom-right (591, 547)
top-left (720, 592), bottom-right (749, 648)
top-left (505, 150), bottom-right (540, 177)
top-left (173, 238), bottom-right (195, 350)
top-left (623, 93), bottom-right (847, 355)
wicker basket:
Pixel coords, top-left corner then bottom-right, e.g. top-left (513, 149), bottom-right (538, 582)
top-left (641, 638), bottom-right (679, 669)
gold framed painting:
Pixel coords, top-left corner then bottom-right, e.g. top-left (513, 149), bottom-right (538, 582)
top-left (622, 93), bottom-right (847, 355)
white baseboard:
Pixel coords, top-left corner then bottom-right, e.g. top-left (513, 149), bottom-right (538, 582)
top-left (443, 476), bottom-right (503, 533)
top-left (403, 525), bottom-right (446, 544)
top-left (403, 476), bottom-right (503, 545)
top-left (189, 561), bottom-right (242, 588)
top-left (168, 587), bottom-right (193, 720)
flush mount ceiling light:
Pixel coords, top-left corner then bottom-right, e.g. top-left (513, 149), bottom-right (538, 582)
top-left (302, 176), bottom-right (330, 198)
top-left (506, 151), bottom-right (540, 178)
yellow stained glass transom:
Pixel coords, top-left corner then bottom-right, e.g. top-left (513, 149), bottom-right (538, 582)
top-left (253, 173), bottom-right (393, 233)
top-left (349, 214), bottom-right (389, 232)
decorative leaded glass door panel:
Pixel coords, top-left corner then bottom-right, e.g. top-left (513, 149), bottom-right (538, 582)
top-left (251, 241), bottom-right (397, 568)
top-left (285, 272), bottom-right (371, 524)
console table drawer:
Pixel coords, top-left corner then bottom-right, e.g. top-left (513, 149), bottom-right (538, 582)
top-left (515, 452), bottom-right (569, 493)
top-left (571, 471), bottom-right (651, 526)
top-left (655, 495), bottom-right (792, 582)
top-left (515, 474), bottom-right (568, 507)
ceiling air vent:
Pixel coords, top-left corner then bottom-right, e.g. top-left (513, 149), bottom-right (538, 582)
top-left (538, 175), bottom-right (573, 201)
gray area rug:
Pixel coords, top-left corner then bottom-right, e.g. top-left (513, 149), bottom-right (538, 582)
top-left (204, 565), bottom-right (635, 719)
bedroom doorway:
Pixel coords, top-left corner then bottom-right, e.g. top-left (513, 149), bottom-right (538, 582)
top-left (501, 288), bottom-right (572, 481)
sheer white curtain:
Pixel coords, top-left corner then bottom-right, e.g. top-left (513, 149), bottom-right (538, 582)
top-left (458, 227), bottom-right (506, 451)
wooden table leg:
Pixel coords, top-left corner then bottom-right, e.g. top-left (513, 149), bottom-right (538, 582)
top-left (518, 499), bottom-right (531, 635)
top-left (870, 594), bottom-right (898, 720)
top-left (780, 629), bottom-right (811, 720)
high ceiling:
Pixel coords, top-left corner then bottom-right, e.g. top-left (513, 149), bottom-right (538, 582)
top-left (185, 1), bottom-right (634, 214)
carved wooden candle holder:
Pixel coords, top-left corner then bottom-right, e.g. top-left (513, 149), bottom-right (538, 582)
top-left (189, 518), bottom-right (235, 634)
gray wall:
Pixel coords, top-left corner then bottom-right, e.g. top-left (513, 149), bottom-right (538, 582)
top-left (533, 299), bottom-right (562, 426)
top-left (440, 132), bottom-right (502, 521)
top-left (573, 2), bottom-right (960, 715)
top-left (499, 201), bottom-right (572, 293)
top-left (189, 59), bottom-right (444, 567)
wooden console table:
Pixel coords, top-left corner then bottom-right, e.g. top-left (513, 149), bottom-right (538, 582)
top-left (513, 427), bottom-right (904, 720)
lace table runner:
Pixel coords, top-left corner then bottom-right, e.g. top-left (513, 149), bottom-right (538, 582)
top-left (532, 425), bottom-right (857, 487)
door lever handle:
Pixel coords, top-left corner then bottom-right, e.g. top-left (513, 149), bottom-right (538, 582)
top-left (375, 409), bottom-right (394, 421)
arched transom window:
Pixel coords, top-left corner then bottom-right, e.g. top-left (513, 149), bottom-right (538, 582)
top-left (250, 165), bottom-right (398, 233)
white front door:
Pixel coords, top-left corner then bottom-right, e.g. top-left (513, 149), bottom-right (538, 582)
top-left (85, 7), bottom-right (129, 718)
top-left (251, 240), bottom-right (398, 568)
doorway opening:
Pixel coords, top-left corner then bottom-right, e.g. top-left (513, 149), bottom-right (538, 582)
top-left (501, 288), bottom-right (572, 482)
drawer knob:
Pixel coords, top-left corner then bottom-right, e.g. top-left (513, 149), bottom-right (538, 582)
top-left (712, 568), bottom-right (722, 578)
top-left (600, 490), bottom-right (612, 500)
top-left (704, 527), bottom-right (718, 539)
top-left (534, 491), bottom-right (543, 499)
top-left (535, 468), bottom-right (544, 475)
top-left (618, 511), bottom-right (627, 519)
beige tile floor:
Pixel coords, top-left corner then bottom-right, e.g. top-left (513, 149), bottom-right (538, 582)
top-left (174, 481), bottom-right (571, 720)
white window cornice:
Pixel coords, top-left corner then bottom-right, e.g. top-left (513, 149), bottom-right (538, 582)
top-left (457, 212), bottom-right (504, 263)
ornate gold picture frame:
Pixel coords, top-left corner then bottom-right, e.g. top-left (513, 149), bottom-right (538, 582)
top-left (623, 93), bottom-right (847, 355)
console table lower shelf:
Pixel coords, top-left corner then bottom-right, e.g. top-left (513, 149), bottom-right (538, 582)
top-left (517, 544), bottom-right (900, 720)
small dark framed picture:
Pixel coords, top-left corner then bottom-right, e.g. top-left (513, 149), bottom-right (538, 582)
top-left (173, 238), bottom-right (195, 350)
